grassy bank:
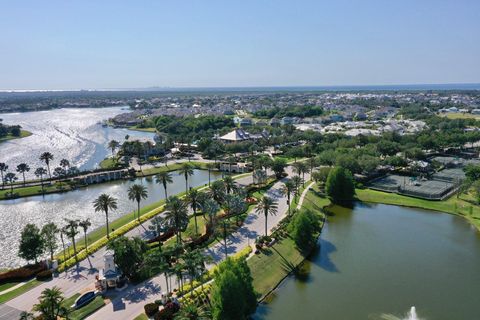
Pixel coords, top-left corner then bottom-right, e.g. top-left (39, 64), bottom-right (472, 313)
top-left (136, 161), bottom-right (210, 177)
top-left (0, 280), bottom-right (41, 304)
top-left (128, 126), bottom-right (157, 133)
top-left (0, 182), bottom-right (72, 200)
top-left (0, 130), bottom-right (32, 143)
top-left (248, 184), bottom-right (326, 299)
top-left (356, 188), bottom-right (480, 231)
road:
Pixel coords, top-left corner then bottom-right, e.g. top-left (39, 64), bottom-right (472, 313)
top-left (0, 167), bottom-right (307, 320)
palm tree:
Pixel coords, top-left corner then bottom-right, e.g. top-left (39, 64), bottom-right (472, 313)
top-left (178, 163), bottom-right (194, 194)
top-left (79, 218), bottom-right (92, 252)
top-left (59, 159), bottom-right (70, 177)
top-left (253, 169), bottom-right (267, 185)
top-left (64, 219), bottom-right (79, 261)
top-left (18, 311), bottom-right (35, 320)
top-left (145, 250), bottom-right (171, 293)
top-left (292, 175), bottom-right (302, 200)
top-left (175, 303), bottom-right (211, 320)
top-left (128, 184), bottom-right (148, 221)
top-left (41, 222), bottom-right (59, 262)
top-left (201, 198), bottom-right (219, 226)
top-left (108, 139), bottom-right (120, 156)
top-left (281, 179), bottom-right (295, 214)
top-left (34, 167), bottom-right (47, 193)
top-left (0, 163), bottom-right (7, 190)
top-left (39, 152), bottom-right (54, 179)
top-left (186, 189), bottom-right (201, 235)
top-left (16, 163), bottom-right (30, 186)
top-left (33, 287), bottom-right (68, 320)
top-left (164, 196), bottom-right (189, 244)
top-left (255, 196), bottom-right (278, 236)
top-left (206, 163), bottom-right (216, 186)
top-left (5, 172), bottom-right (17, 194)
top-left (208, 180), bottom-right (226, 204)
top-left (223, 175), bottom-right (237, 194)
top-left (60, 226), bottom-right (68, 262)
top-left (156, 171), bottom-right (173, 199)
top-left (93, 193), bottom-right (118, 239)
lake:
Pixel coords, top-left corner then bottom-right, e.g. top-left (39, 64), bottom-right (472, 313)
top-left (0, 169), bottom-right (222, 268)
top-left (254, 203), bottom-right (480, 320)
top-left (0, 107), bottom-right (154, 179)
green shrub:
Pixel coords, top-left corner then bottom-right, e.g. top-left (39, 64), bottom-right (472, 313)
top-left (35, 269), bottom-right (53, 281)
top-left (144, 303), bottom-right (159, 317)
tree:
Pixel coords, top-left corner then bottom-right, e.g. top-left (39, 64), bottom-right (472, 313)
top-left (93, 193), bottom-right (118, 238)
top-left (64, 219), bottom-right (79, 261)
top-left (5, 172), bottom-right (17, 194)
top-left (164, 196), bottom-right (189, 244)
top-left (18, 224), bottom-right (45, 264)
top-left (253, 169), bottom-right (267, 185)
top-left (291, 175), bottom-right (302, 200)
top-left (206, 163), bottom-right (216, 186)
top-left (108, 139), bottom-right (120, 156)
top-left (202, 198), bottom-right (220, 226)
top-left (223, 175), bottom-right (237, 194)
top-left (34, 167), bottom-right (48, 193)
top-left (186, 189), bottom-right (201, 235)
top-left (312, 167), bottom-right (331, 188)
top-left (271, 158), bottom-right (287, 179)
top-left (464, 164), bottom-right (480, 181)
top-left (156, 171), bottom-right (173, 199)
top-left (0, 162), bottom-right (7, 190)
top-left (179, 163), bottom-right (194, 194)
top-left (39, 152), bottom-right (54, 179)
top-left (108, 236), bottom-right (148, 279)
top-left (79, 218), bottom-right (92, 252)
top-left (33, 287), bottom-right (68, 320)
top-left (255, 196), bottom-right (278, 236)
top-left (145, 250), bottom-right (171, 293)
top-left (41, 222), bottom-right (59, 262)
top-left (325, 166), bottom-right (355, 203)
top-left (288, 209), bottom-right (321, 252)
top-left (16, 163), bottom-right (30, 186)
top-left (209, 180), bottom-right (226, 204)
top-left (18, 311), bottom-right (35, 320)
top-left (211, 258), bottom-right (256, 320)
top-left (281, 179), bottom-right (295, 214)
top-left (175, 303), bottom-right (211, 320)
top-left (128, 184), bottom-right (148, 221)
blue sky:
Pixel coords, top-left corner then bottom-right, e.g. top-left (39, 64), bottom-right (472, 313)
top-left (1, 0), bottom-right (479, 90)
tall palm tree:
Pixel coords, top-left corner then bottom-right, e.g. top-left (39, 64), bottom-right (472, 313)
top-left (0, 163), bottom-right (7, 190)
top-left (93, 193), bottom-right (118, 239)
top-left (18, 311), bottom-right (35, 320)
top-left (128, 184), bottom-right (148, 221)
top-left (186, 189), bottom-right (200, 235)
top-left (164, 196), bottom-right (189, 244)
top-left (34, 167), bottom-right (47, 194)
top-left (255, 196), bottom-right (278, 236)
top-left (155, 171), bottom-right (173, 199)
top-left (108, 139), bottom-right (120, 156)
top-left (201, 198), bottom-right (219, 226)
top-left (59, 159), bottom-right (70, 177)
top-left (281, 179), bottom-right (295, 214)
top-left (60, 226), bottom-right (68, 262)
top-left (206, 162), bottom-right (216, 186)
top-left (64, 219), bottom-right (79, 261)
top-left (145, 250), bottom-right (170, 293)
top-left (79, 218), bottom-right (92, 252)
top-left (16, 163), bottom-right (30, 186)
top-left (178, 163), bottom-right (194, 194)
top-left (5, 172), bottom-right (17, 194)
top-left (33, 287), bottom-right (68, 320)
top-left (292, 175), bottom-right (302, 200)
top-left (223, 175), bottom-right (237, 194)
top-left (39, 152), bottom-right (54, 179)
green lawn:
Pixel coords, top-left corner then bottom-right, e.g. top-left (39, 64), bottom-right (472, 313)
top-left (0, 280), bottom-right (41, 304)
top-left (129, 126), bottom-right (157, 133)
top-left (0, 130), bottom-right (32, 143)
top-left (440, 112), bottom-right (480, 120)
top-left (99, 157), bottom-right (122, 169)
top-left (63, 293), bottom-right (105, 320)
top-left (134, 313), bottom-right (149, 320)
top-left (357, 188), bottom-right (480, 231)
top-left (0, 281), bottom-right (21, 292)
top-left (137, 161), bottom-right (209, 177)
top-left (0, 182), bottom-right (71, 200)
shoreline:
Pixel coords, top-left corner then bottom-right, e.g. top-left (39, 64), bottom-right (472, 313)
top-left (0, 130), bottom-right (32, 143)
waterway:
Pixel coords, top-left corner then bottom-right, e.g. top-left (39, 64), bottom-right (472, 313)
top-left (0, 168), bottom-right (221, 269)
top-left (0, 107), bottom-right (154, 179)
top-left (255, 203), bottom-right (480, 320)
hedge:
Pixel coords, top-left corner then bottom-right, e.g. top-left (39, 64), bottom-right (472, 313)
top-left (0, 264), bottom-right (46, 284)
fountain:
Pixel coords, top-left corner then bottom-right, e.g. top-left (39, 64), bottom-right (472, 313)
top-left (406, 307), bottom-right (418, 320)
top-left (380, 306), bottom-right (421, 320)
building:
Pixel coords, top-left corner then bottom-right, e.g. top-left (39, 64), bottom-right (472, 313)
top-left (219, 128), bottom-right (251, 143)
top-left (96, 250), bottom-right (124, 292)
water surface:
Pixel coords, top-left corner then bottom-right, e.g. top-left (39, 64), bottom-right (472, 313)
top-left (0, 169), bottom-right (221, 268)
top-left (255, 203), bottom-right (480, 320)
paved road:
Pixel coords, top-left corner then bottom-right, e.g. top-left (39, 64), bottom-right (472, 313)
top-left (88, 167), bottom-right (309, 320)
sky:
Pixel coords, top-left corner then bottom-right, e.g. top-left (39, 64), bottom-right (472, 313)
top-left (1, 0), bottom-right (479, 90)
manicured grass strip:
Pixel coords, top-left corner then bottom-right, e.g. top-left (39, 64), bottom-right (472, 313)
top-left (136, 161), bottom-right (209, 177)
top-left (0, 281), bottom-right (22, 292)
top-left (0, 280), bottom-right (41, 304)
top-left (69, 296), bottom-right (105, 320)
top-left (357, 188), bottom-right (480, 231)
top-left (0, 130), bottom-right (32, 143)
top-left (0, 183), bottom-right (72, 200)
top-left (128, 126), bottom-right (157, 133)
top-left (248, 237), bottom-right (304, 298)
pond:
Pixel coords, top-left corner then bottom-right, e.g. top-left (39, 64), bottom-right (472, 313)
top-left (0, 169), bottom-right (222, 268)
top-left (0, 107), bottom-right (154, 179)
top-left (254, 203), bottom-right (480, 320)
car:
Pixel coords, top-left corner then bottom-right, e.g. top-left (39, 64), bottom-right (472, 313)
top-left (72, 291), bottom-right (97, 309)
